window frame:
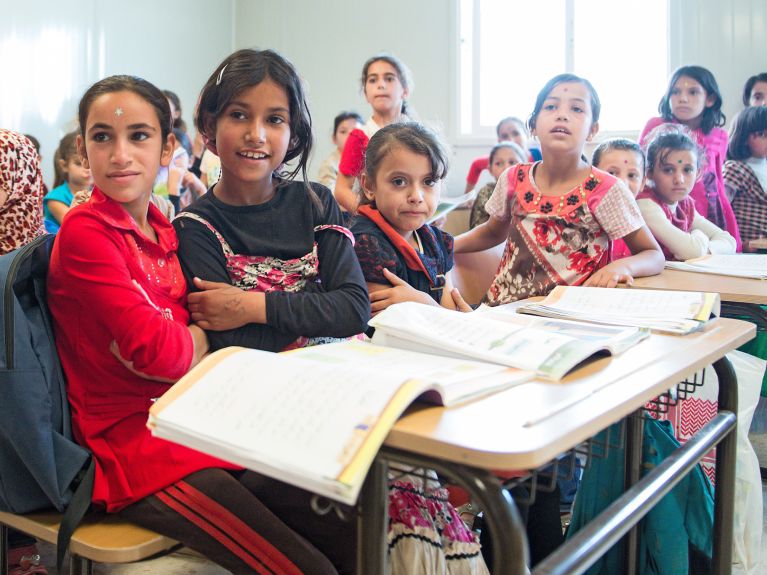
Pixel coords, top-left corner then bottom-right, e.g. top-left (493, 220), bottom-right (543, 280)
top-left (452, 0), bottom-right (674, 145)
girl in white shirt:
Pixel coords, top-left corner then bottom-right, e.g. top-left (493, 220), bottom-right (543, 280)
top-left (637, 125), bottom-right (736, 261)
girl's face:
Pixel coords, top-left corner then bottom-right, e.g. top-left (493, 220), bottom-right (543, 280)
top-left (79, 90), bottom-right (173, 210)
top-left (333, 118), bottom-right (361, 153)
top-left (210, 80), bottom-right (291, 193)
top-left (532, 82), bottom-right (598, 153)
top-left (650, 148), bottom-right (698, 204)
top-left (364, 61), bottom-right (409, 117)
top-left (749, 81), bottom-right (767, 107)
top-left (60, 155), bottom-right (92, 190)
top-left (748, 130), bottom-right (767, 159)
top-left (669, 75), bottom-right (714, 125)
top-left (489, 147), bottom-right (522, 181)
top-left (595, 149), bottom-right (645, 197)
top-left (361, 146), bottom-right (440, 238)
top-left (497, 120), bottom-right (528, 149)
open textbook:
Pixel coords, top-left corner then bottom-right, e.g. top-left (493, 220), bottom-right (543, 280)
top-left (148, 341), bottom-right (529, 506)
top-left (426, 189), bottom-right (477, 224)
top-left (514, 285), bottom-right (720, 335)
top-left (664, 254), bottom-right (767, 279)
top-left (368, 301), bottom-right (649, 381)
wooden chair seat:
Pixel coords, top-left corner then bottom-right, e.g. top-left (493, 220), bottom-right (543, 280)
top-left (0, 509), bottom-right (177, 565)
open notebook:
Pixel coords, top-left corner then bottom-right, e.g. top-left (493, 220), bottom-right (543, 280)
top-left (368, 301), bottom-right (649, 380)
top-left (665, 254), bottom-right (767, 280)
top-left (514, 285), bottom-right (720, 335)
top-left (148, 341), bottom-right (529, 506)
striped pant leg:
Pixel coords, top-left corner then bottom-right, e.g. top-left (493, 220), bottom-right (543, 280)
top-left (118, 468), bottom-right (341, 575)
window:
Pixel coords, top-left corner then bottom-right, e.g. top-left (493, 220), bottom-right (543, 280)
top-left (458, 0), bottom-right (669, 137)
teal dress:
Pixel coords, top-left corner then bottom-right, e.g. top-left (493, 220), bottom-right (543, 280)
top-left (567, 419), bottom-right (714, 575)
top-left (43, 182), bottom-right (73, 233)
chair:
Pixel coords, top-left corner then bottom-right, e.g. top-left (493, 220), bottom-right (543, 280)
top-left (0, 510), bottom-right (177, 575)
top-left (448, 244), bottom-right (504, 305)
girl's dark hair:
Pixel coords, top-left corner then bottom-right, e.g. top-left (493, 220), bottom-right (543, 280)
top-left (591, 138), bottom-right (646, 173)
top-left (489, 141), bottom-right (527, 166)
top-left (53, 131), bottom-right (81, 188)
top-left (658, 65), bottom-right (725, 134)
top-left (742, 73), bottom-right (767, 107)
top-left (79, 75), bottom-right (172, 143)
top-left (528, 73), bottom-right (601, 132)
top-left (333, 111), bottom-right (363, 135)
top-left (496, 116), bottom-right (527, 138)
top-left (360, 53), bottom-right (414, 117)
top-left (643, 124), bottom-right (703, 175)
top-left (360, 122), bottom-right (448, 207)
top-left (727, 106), bottom-right (767, 161)
top-left (197, 49), bottom-right (315, 201)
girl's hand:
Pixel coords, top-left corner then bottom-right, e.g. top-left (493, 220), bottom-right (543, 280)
top-left (450, 288), bottom-right (473, 313)
top-left (369, 269), bottom-right (438, 315)
top-left (188, 277), bottom-right (262, 330)
top-left (584, 263), bottom-right (635, 288)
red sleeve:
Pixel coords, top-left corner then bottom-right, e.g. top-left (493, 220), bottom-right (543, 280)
top-left (466, 156), bottom-right (490, 185)
top-left (54, 213), bottom-right (193, 379)
top-left (338, 129), bottom-right (369, 177)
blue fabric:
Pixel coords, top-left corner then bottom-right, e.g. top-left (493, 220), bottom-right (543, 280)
top-left (43, 183), bottom-right (74, 233)
top-left (567, 419), bottom-right (714, 575)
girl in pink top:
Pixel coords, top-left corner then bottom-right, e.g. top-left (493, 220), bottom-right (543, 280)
top-left (456, 74), bottom-right (664, 304)
top-left (640, 65), bottom-right (741, 250)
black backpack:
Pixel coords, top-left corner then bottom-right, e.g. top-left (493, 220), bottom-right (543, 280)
top-left (0, 234), bottom-right (94, 569)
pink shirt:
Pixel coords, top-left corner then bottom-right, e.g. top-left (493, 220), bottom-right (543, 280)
top-left (640, 117), bottom-right (741, 250)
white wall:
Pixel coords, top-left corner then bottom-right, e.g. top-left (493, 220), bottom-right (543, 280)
top-left (233, 0), bottom-right (453, 189)
top-left (2, 0), bottom-right (762, 194)
top-left (0, 0), bottom-right (235, 185)
top-left (234, 0), bottom-right (764, 197)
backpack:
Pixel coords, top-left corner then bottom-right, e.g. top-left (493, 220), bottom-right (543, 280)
top-left (0, 233), bottom-right (94, 569)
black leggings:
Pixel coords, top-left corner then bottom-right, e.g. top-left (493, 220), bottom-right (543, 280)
top-left (118, 469), bottom-right (356, 575)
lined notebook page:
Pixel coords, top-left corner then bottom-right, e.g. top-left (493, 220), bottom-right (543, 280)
top-left (542, 286), bottom-right (708, 318)
top-left (155, 349), bottom-right (408, 480)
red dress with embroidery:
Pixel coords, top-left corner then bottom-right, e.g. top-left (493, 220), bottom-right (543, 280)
top-left (484, 163), bottom-right (644, 305)
top-left (48, 188), bottom-right (238, 512)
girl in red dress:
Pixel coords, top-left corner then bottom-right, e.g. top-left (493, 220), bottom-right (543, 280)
top-left (48, 75), bottom-right (348, 575)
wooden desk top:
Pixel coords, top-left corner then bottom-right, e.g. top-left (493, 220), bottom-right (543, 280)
top-left (632, 269), bottom-right (767, 305)
top-left (386, 317), bottom-right (754, 470)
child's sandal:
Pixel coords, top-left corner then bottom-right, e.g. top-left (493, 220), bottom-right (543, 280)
top-left (7, 544), bottom-right (48, 575)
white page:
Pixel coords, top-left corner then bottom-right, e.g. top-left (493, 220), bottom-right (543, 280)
top-left (369, 303), bottom-right (581, 372)
top-left (688, 254), bottom-right (767, 270)
top-left (539, 286), bottom-right (707, 319)
top-left (155, 350), bottom-right (408, 480)
top-left (291, 341), bottom-right (531, 404)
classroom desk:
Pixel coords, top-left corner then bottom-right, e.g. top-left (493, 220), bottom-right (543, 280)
top-left (358, 317), bottom-right (755, 575)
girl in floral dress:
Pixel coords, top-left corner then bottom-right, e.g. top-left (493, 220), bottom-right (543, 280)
top-left (455, 73), bottom-right (664, 304)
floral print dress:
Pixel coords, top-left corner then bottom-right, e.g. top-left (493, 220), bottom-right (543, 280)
top-left (484, 163), bottom-right (644, 305)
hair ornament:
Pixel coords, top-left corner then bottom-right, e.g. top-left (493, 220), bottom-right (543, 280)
top-left (216, 64), bottom-right (228, 86)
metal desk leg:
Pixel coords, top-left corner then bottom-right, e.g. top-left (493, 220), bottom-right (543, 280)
top-left (357, 458), bottom-right (389, 574)
top-left (623, 412), bottom-right (644, 575)
top-left (713, 356), bottom-right (737, 574)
